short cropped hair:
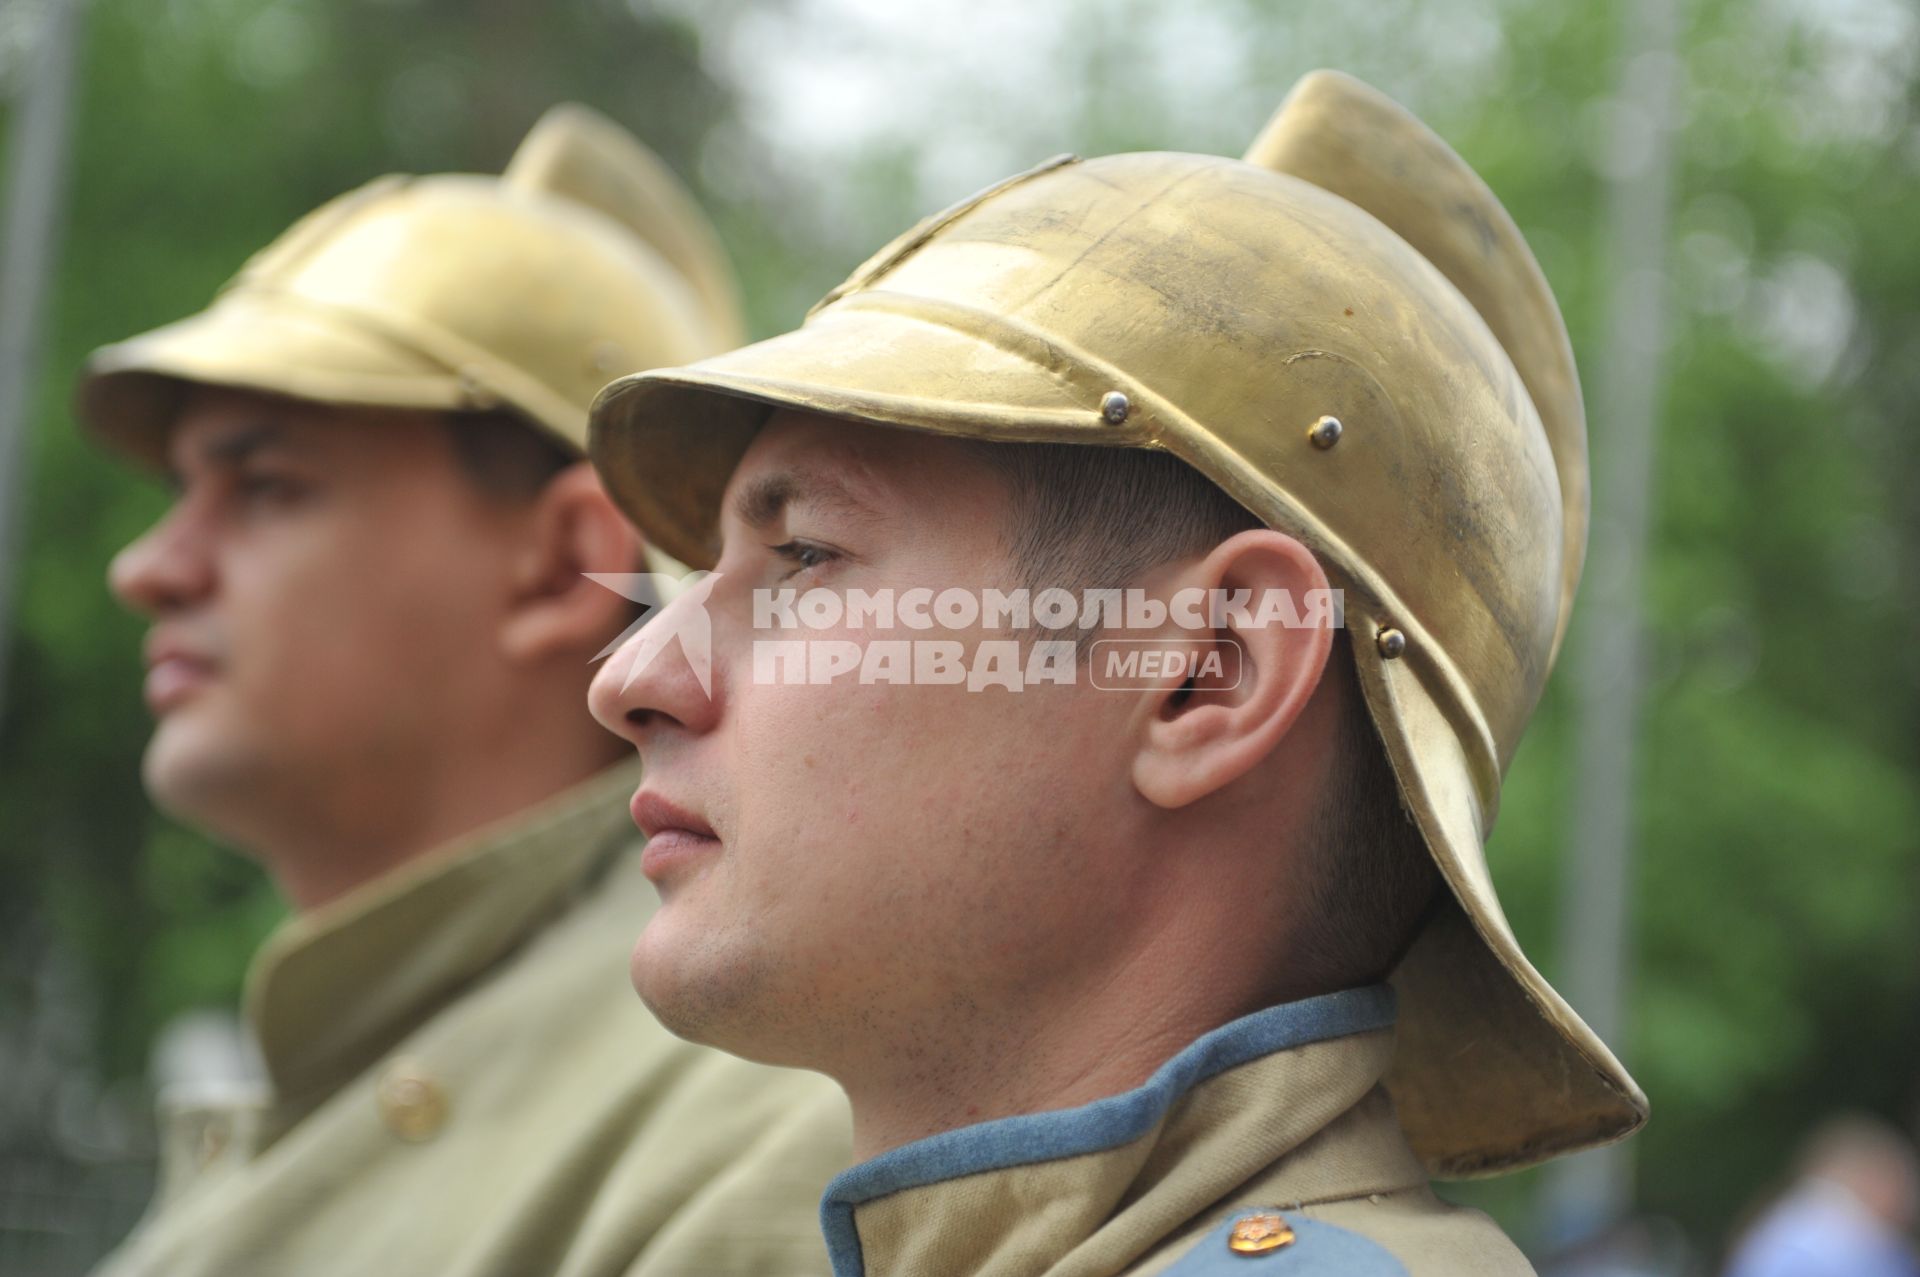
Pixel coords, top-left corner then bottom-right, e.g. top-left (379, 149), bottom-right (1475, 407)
top-left (445, 409), bottom-right (652, 626)
top-left (970, 441), bottom-right (1437, 989)
top-left (445, 409), bottom-right (577, 502)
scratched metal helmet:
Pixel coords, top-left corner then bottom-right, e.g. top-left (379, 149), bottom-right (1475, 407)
top-left (589, 70), bottom-right (1646, 1175)
top-left (77, 103), bottom-right (742, 465)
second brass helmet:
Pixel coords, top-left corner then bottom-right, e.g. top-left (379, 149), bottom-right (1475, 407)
top-left (77, 103), bottom-right (742, 462)
top-left (591, 70), bottom-right (1647, 1176)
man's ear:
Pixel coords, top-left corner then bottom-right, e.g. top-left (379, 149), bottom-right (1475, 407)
top-left (498, 462), bottom-right (646, 664)
top-left (1131, 529), bottom-right (1336, 809)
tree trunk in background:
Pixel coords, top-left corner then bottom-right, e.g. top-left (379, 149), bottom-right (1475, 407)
top-left (0, 0), bottom-right (83, 730)
top-left (1544, 0), bottom-right (1680, 1249)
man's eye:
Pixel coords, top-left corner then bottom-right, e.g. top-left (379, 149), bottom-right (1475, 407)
top-left (235, 473), bottom-right (308, 505)
top-left (771, 540), bottom-right (838, 577)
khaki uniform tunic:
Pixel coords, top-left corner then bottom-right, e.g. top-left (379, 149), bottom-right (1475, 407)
top-left (93, 763), bottom-right (851, 1277)
top-left (822, 988), bottom-right (1532, 1277)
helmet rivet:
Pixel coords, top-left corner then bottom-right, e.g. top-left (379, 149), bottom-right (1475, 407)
top-left (456, 367), bottom-right (497, 408)
top-left (1100, 391), bottom-right (1131, 425)
top-left (1377, 627), bottom-right (1407, 659)
top-left (1308, 415), bottom-right (1343, 449)
top-left (588, 340), bottom-right (624, 375)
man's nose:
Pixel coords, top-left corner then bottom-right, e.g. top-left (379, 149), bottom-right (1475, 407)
top-left (588, 582), bottom-right (724, 747)
top-left (108, 507), bottom-right (214, 617)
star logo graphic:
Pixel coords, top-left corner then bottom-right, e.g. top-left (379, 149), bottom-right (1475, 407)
top-left (584, 571), bottom-right (721, 698)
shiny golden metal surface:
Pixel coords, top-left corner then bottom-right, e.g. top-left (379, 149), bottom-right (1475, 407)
top-left (1226, 1213), bottom-right (1296, 1255)
top-left (77, 103), bottom-right (742, 465)
top-left (590, 69), bottom-right (1646, 1175)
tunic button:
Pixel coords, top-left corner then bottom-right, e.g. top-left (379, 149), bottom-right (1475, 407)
top-left (1227, 1211), bottom-right (1296, 1255)
top-left (376, 1059), bottom-right (449, 1142)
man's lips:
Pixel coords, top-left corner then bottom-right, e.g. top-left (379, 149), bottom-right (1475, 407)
top-left (630, 791), bottom-right (716, 840)
top-left (142, 637), bottom-right (220, 714)
top-left (630, 790), bottom-right (721, 881)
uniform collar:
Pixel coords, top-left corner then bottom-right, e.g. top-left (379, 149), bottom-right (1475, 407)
top-left (245, 759), bottom-right (642, 1106)
top-left (823, 986), bottom-right (1409, 1277)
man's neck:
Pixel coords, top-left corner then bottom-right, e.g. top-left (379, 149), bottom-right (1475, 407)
top-left (843, 1022), bottom-right (1204, 1162)
top-left (258, 725), bottom-right (625, 913)
top-left (837, 915), bottom-right (1302, 1162)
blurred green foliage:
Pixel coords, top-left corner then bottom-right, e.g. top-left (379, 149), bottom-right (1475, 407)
top-left (2, 0), bottom-right (1915, 1266)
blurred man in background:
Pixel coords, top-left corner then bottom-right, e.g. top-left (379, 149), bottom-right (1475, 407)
top-left (77, 105), bottom-right (848, 1276)
top-left (1724, 1116), bottom-right (1920, 1277)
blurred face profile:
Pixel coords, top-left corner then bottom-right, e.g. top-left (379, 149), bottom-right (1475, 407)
top-left (589, 411), bottom-right (1150, 1071)
top-left (1806, 1118), bottom-right (1920, 1233)
top-left (109, 387), bottom-right (518, 847)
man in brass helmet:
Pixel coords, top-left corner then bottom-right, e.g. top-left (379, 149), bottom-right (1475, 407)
top-left (586, 70), bottom-right (1647, 1276)
top-left (79, 106), bottom-right (849, 1276)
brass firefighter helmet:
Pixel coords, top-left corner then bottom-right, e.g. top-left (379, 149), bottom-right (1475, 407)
top-left (588, 69), bottom-right (1647, 1176)
top-left (77, 103), bottom-right (743, 464)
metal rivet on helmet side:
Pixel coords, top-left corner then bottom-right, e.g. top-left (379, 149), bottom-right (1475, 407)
top-left (1308, 414), bottom-right (1343, 448)
top-left (1100, 390), bottom-right (1131, 424)
top-left (456, 367), bottom-right (499, 409)
top-left (588, 340), bottom-right (625, 375)
top-left (1377, 627), bottom-right (1407, 659)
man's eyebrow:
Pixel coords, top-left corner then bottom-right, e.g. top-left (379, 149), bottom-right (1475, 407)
top-left (167, 422), bottom-right (294, 471)
top-left (730, 469), bottom-right (883, 531)
top-left (165, 422), bottom-right (293, 486)
top-left (199, 422), bottom-right (291, 466)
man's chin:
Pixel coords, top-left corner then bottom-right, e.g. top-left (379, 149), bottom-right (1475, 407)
top-left (627, 925), bottom-right (703, 1033)
top-left (628, 922), bottom-right (787, 1063)
top-left (141, 719), bottom-right (265, 833)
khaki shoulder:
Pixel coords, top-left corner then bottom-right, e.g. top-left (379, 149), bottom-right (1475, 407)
top-left (1301, 1187), bottom-right (1535, 1277)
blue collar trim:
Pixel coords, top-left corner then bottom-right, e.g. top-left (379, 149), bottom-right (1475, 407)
top-left (819, 985), bottom-right (1397, 1277)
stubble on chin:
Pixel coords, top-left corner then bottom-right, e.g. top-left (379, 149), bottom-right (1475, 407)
top-left (628, 920), bottom-right (817, 1067)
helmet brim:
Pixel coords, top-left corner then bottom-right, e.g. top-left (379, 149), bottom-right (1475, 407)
top-left (76, 291), bottom-right (477, 470)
